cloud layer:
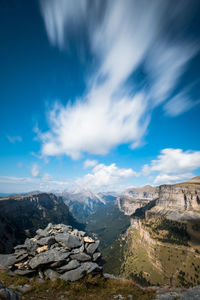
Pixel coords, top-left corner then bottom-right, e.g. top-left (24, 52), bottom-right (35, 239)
top-left (76, 163), bottom-right (136, 190)
top-left (39, 0), bottom-right (199, 159)
top-left (143, 148), bottom-right (200, 184)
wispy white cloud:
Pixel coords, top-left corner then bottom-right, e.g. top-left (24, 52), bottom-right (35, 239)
top-left (83, 159), bottom-right (98, 169)
top-left (39, 1), bottom-right (199, 158)
top-left (31, 163), bottom-right (40, 177)
top-left (164, 91), bottom-right (200, 117)
top-left (0, 175), bottom-right (72, 194)
top-left (76, 163), bottom-right (137, 191)
top-left (6, 135), bottom-right (22, 144)
top-left (142, 148), bottom-right (200, 184)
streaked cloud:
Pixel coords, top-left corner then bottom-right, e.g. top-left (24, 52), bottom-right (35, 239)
top-left (142, 148), bottom-right (200, 184)
top-left (6, 135), bottom-right (22, 144)
top-left (164, 91), bottom-right (200, 117)
top-left (0, 175), bottom-right (72, 194)
top-left (39, 0), bottom-right (199, 159)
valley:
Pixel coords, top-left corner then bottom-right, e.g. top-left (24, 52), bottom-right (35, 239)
top-left (1, 176), bottom-right (200, 291)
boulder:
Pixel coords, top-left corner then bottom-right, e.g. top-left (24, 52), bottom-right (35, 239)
top-left (29, 249), bottom-right (70, 269)
top-left (55, 233), bottom-right (81, 249)
top-left (93, 252), bottom-right (101, 261)
top-left (0, 254), bottom-right (17, 269)
top-left (44, 269), bottom-right (59, 280)
top-left (60, 262), bottom-right (101, 282)
top-left (86, 240), bottom-right (100, 255)
top-left (70, 253), bottom-right (91, 262)
top-left (83, 237), bottom-right (94, 243)
top-left (37, 236), bottom-right (55, 247)
top-left (24, 239), bottom-right (38, 256)
top-left (58, 260), bottom-right (80, 272)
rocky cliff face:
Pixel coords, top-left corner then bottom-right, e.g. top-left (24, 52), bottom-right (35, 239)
top-left (104, 177), bottom-right (200, 287)
top-left (156, 182), bottom-right (200, 211)
top-left (117, 185), bottom-right (159, 215)
top-left (0, 193), bottom-right (81, 254)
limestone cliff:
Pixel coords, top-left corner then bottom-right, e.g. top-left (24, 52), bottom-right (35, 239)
top-left (104, 176), bottom-right (200, 287)
top-left (117, 185), bottom-right (159, 215)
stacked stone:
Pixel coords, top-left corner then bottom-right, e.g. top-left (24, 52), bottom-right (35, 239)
top-left (4, 224), bottom-right (102, 282)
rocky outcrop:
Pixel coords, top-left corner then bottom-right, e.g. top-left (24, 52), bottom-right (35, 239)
top-left (0, 223), bottom-right (102, 282)
top-left (0, 193), bottom-right (82, 253)
top-left (117, 185), bottom-right (158, 215)
top-left (156, 182), bottom-right (200, 211)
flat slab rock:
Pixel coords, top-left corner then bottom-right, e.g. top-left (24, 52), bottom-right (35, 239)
top-left (60, 262), bottom-right (101, 281)
top-left (29, 249), bottom-right (70, 269)
top-left (0, 254), bottom-right (17, 269)
top-left (55, 233), bottom-right (81, 249)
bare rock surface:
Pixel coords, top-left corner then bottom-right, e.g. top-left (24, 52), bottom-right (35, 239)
top-left (0, 223), bottom-right (102, 282)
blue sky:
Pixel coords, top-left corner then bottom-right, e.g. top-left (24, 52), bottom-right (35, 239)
top-left (1, 0), bottom-right (200, 193)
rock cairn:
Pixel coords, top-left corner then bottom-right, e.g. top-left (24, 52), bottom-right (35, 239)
top-left (3, 224), bottom-right (102, 282)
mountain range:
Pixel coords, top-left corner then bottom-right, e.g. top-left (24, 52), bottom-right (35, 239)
top-left (1, 176), bottom-right (200, 288)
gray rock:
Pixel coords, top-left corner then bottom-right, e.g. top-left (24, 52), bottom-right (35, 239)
top-left (14, 269), bottom-right (35, 276)
top-left (0, 254), bottom-right (17, 269)
top-left (113, 295), bottom-right (124, 300)
top-left (52, 224), bottom-right (72, 232)
top-left (37, 236), bottom-right (55, 247)
top-left (79, 231), bottom-right (86, 237)
top-left (93, 252), bottom-right (101, 261)
top-left (55, 233), bottom-right (81, 249)
top-left (36, 228), bottom-right (48, 237)
top-left (60, 262), bottom-right (101, 281)
top-left (58, 260), bottom-right (80, 272)
top-left (50, 259), bottom-right (68, 268)
top-left (50, 243), bottom-right (60, 249)
top-left (70, 253), bottom-right (91, 262)
top-left (71, 248), bottom-right (80, 254)
top-left (14, 244), bottom-right (27, 251)
top-left (15, 253), bottom-right (28, 263)
top-left (44, 269), bottom-right (60, 280)
top-left (72, 229), bottom-right (78, 236)
top-left (86, 240), bottom-right (100, 255)
top-left (38, 269), bottom-right (44, 279)
top-left (14, 249), bottom-right (27, 257)
top-left (44, 223), bottom-right (53, 232)
top-left (24, 239), bottom-right (38, 255)
top-left (29, 249), bottom-right (70, 269)
top-left (15, 284), bottom-right (31, 293)
top-left (0, 287), bottom-right (20, 300)
top-left (71, 245), bottom-right (85, 254)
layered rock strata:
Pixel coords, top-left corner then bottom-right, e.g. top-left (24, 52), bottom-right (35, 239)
top-left (117, 185), bottom-right (159, 215)
top-left (0, 223), bottom-right (102, 282)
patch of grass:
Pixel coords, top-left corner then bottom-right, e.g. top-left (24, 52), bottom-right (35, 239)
top-left (0, 272), bottom-right (156, 300)
top-left (0, 270), bottom-right (30, 286)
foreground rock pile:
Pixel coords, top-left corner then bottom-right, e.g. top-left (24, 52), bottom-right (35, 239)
top-left (1, 224), bottom-right (102, 282)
